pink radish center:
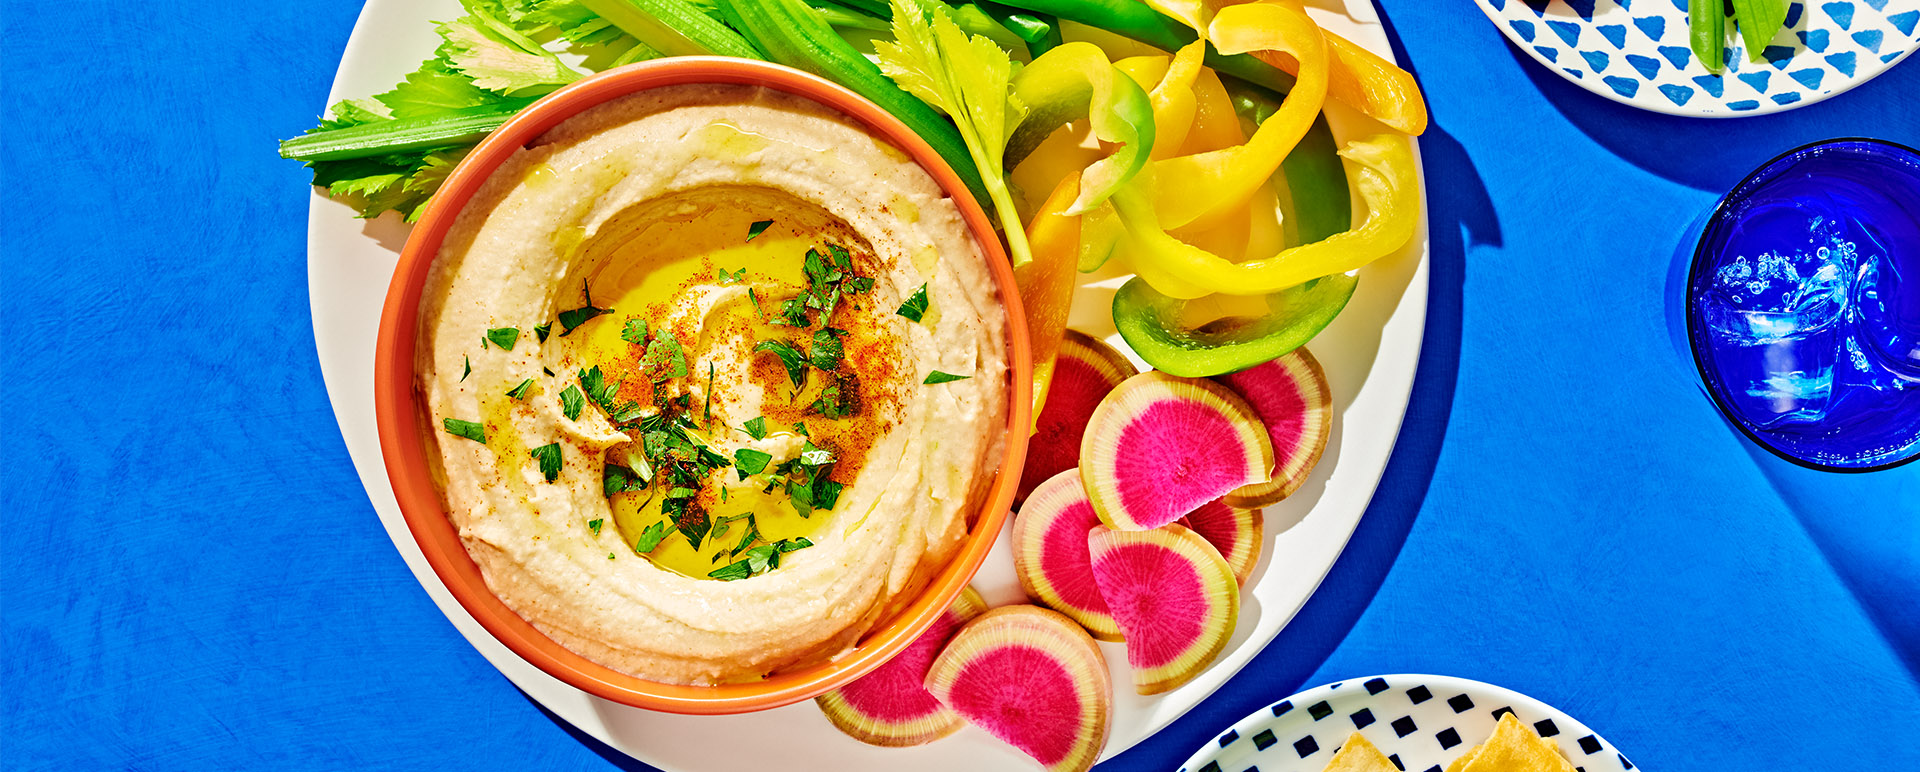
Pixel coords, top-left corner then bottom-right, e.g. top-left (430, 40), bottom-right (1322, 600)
top-left (1039, 500), bottom-right (1113, 616)
top-left (1113, 399), bottom-right (1251, 527)
top-left (836, 611), bottom-right (960, 720)
top-left (948, 646), bottom-right (1084, 765)
top-left (1024, 357), bottom-right (1113, 496)
top-left (1094, 543), bottom-right (1206, 669)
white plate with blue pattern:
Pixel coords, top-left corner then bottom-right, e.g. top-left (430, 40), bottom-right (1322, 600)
top-left (1475, 0), bottom-right (1920, 117)
top-left (1178, 675), bottom-right (1635, 772)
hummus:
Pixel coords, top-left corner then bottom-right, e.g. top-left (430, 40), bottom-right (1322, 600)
top-left (417, 84), bottom-right (1010, 684)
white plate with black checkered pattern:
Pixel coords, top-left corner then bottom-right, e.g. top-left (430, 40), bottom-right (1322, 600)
top-left (1177, 675), bottom-right (1635, 772)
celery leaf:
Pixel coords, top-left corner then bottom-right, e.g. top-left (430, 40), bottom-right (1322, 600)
top-left (875, 0), bottom-right (1031, 264)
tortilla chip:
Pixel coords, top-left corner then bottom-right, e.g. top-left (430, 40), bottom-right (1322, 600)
top-left (1323, 732), bottom-right (1398, 772)
top-left (1454, 713), bottom-right (1577, 772)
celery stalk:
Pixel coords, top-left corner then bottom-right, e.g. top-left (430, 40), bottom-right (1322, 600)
top-left (279, 103), bottom-right (526, 162)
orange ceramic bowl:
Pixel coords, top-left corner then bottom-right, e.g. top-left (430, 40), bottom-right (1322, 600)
top-left (373, 57), bottom-right (1030, 715)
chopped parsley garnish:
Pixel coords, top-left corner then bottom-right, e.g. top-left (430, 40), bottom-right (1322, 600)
top-left (557, 280), bottom-right (612, 337)
top-left (810, 375), bottom-right (857, 419)
top-left (708, 538), bottom-right (812, 581)
top-left (792, 421), bottom-right (810, 437)
top-left (587, 518), bottom-right (604, 536)
top-left (486, 327), bottom-right (519, 350)
top-left (734, 448), bottom-right (773, 479)
top-left (813, 479), bottom-right (844, 510)
top-left (461, 355), bottom-right (471, 382)
top-left (535, 323), bottom-right (552, 343)
top-left (746, 219), bottom-right (773, 241)
top-left (924, 370), bottom-right (971, 384)
top-left (442, 418), bottom-right (486, 444)
top-left (577, 365), bottom-right (645, 423)
top-left (747, 287), bottom-right (768, 322)
top-left (640, 334), bottom-right (689, 381)
top-left (896, 284), bottom-right (930, 322)
top-left (506, 379), bottom-right (534, 400)
top-left (799, 442), bottom-right (836, 467)
top-left (542, 366), bottom-right (555, 377)
top-left (559, 385), bottom-right (585, 421)
top-left (716, 267), bottom-right (746, 284)
top-left (704, 363), bottom-right (715, 427)
top-left (620, 318), bottom-right (648, 344)
top-left (810, 328), bottom-right (845, 372)
top-left (742, 416), bottom-right (767, 440)
top-left (529, 442), bottom-right (563, 482)
top-left (634, 520), bottom-right (673, 553)
top-left (754, 339), bottom-right (809, 389)
top-left (603, 464), bottom-right (647, 497)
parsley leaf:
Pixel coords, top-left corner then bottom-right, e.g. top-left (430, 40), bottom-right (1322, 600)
top-left (486, 327), bottom-right (519, 350)
top-left (557, 280), bottom-right (611, 336)
top-left (813, 479), bottom-right (844, 510)
top-left (634, 520), bottom-right (673, 553)
top-left (640, 335), bottom-right (689, 381)
top-left (671, 503), bottom-right (711, 550)
top-left (708, 538), bottom-right (812, 581)
top-left (746, 219), bottom-right (773, 241)
top-left (535, 323), bottom-right (551, 342)
top-left (734, 448), bottom-right (773, 478)
top-left (799, 442), bottom-right (837, 467)
top-left (506, 378), bottom-right (534, 400)
top-left (896, 284), bottom-right (931, 321)
top-left (620, 318), bottom-right (648, 344)
top-left (743, 416), bottom-right (767, 440)
top-left (716, 267), bottom-right (746, 284)
top-left (588, 518), bottom-right (604, 536)
top-left (924, 370), bottom-right (971, 384)
top-left (810, 375), bottom-right (858, 419)
top-left (747, 287), bottom-right (768, 322)
top-left (602, 464), bottom-right (646, 497)
top-left (754, 340), bottom-right (809, 389)
top-left (560, 385), bottom-right (585, 421)
top-left (461, 355), bottom-right (471, 382)
top-left (443, 418), bottom-right (486, 443)
top-left (529, 442), bottom-right (563, 481)
top-left (810, 328), bottom-right (845, 372)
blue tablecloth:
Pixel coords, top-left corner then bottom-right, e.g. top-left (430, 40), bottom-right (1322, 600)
top-left (5, 1), bottom-right (1916, 768)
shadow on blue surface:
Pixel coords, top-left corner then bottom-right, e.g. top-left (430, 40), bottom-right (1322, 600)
top-left (1101, 7), bottom-right (1487, 766)
top-left (1506, 42), bottom-right (1920, 192)
top-left (525, 690), bottom-right (660, 772)
top-left (1738, 437), bottom-right (1920, 680)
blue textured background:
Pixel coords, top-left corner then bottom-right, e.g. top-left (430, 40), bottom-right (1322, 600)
top-left (4, 1), bottom-right (1916, 769)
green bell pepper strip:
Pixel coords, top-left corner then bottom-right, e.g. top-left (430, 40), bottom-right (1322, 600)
top-left (577, 0), bottom-right (766, 60)
top-left (1227, 82), bottom-right (1351, 244)
top-left (722, 0), bottom-right (993, 210)
top-left (1112, 271), bottom-right (1357, 377)
top-left (988, 0), bottom-right (1299, 95)
top-left (1006, 41), bottom-right (1158, 215)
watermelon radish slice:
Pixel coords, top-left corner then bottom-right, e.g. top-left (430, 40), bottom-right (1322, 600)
top-left (1079, 371), bottom-right (1274, 531)
top-left (816, 587), bottom-right (988, 746)
top-left (1014, 469), bottom-right (1123, 641)
top-left (1087, 524), bottom-right (1239, 695)
top-left (1018, 331), bottom-right (1136, 503)
top-left (1178, 498), bottom-right (1262, 587)
top-left (1213, 347), bottom-right (1332, 509)
top-left (925, 606), bottom-right (1111, 772)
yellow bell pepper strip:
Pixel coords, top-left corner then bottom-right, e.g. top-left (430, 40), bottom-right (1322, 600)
top-left (1014, 173), bottom-right (1086, 418)
top-left (1112, 272), bottom-right (1356, 377)
top-left (1009, 121), bottom-right (1102, 220)
top-left (1005, 41), bottom-right (1159, 215)
top-left (1225, 80), bottom-right (1352, 244)
top-left (1149, 1), bottom-right (1327, 232)
top-left (1141, 43), bottom-right (1206, 158)
top-left (1169, 66), bottom-right (1252, 259)
top-left (992, 0), bottom-right (1301, 95)
top-left (1115, 131), bottom-right (1419, 299)
top-left (1236, 26), bottom-right (1428, 136)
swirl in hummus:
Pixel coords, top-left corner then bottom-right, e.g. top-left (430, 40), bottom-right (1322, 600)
top-left (418, 84), bottom-right (1010, 685)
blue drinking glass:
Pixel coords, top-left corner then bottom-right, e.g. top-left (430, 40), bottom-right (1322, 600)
top-left (1670, 138), bottom-right (1920, 472)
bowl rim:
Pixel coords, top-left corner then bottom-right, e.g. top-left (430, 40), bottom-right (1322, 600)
top-left (372, 56), bottom-right (1032, 715)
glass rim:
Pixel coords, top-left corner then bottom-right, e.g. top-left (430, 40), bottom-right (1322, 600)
top-left (1683, 136), bottom-right (1920, 474)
